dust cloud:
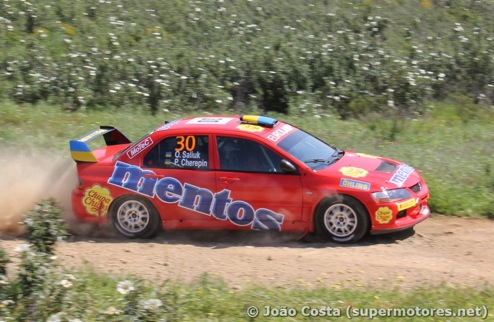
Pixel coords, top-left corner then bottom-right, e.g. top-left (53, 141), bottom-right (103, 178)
top-left (0, 147), bottom-right (78, 237)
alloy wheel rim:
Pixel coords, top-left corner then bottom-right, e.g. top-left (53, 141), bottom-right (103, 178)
top-left (323, 203), bottom-right (358, 237)
top-left (117, 200), bottom-right (150, 233)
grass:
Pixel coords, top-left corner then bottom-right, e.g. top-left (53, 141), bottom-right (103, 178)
top-left (1, 100), bottom-right (492, 217)
top-left (61, 270), bottom-right (494, 321)
top-left (4, 266), bottom-right (493, 321)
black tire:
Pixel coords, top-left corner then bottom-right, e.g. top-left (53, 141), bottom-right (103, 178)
top-left (315, 195), bottom-right (369, 243)
top-left (110, 195), bottom-right (161, 239)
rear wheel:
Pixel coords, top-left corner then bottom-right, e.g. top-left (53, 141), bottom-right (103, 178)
top-left (316, 195), bottom-right (369, 243)
top-left (110, 196), bottom-right (161, 238)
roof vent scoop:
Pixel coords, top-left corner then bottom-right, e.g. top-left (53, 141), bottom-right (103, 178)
top-left (375, 161), bottom-right (397, 173)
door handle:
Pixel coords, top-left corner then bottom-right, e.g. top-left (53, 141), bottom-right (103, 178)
top-left (219, 177), bottom-right (240, 184)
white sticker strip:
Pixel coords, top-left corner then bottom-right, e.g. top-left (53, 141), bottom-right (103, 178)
top-left (186, 117), bottom-right (234, 125)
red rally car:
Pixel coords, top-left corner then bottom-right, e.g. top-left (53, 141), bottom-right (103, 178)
top-left (69, 115), bottom-right (430, 243)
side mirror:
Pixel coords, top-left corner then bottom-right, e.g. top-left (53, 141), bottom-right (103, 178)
top-left (280, 159), bottom-right (298, 174)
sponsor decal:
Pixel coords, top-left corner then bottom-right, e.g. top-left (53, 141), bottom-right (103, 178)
top-left (375, 207), bottom-right (393, 224)
top-left (237, 124), bottom-right (264, 132)
top-left (78, 129), bottom-right (108, 142)
top-left (186, 117), bottom-right (234, 125)
top-left (175, 135), bottom-right (196, 151)
top-left (397, 198), bottom-right (417, 211)
top-left (390, 164), bottom-right (415, 187)
top-left (165, 152), bottom-right (173, 165)
top-left (82, 184), bottom-right (113, 216)
top-left (165, 136), bottom-right (209, 169)
top-left (108, 162), bottom-right (284, 230)
top-left (267, 124), bottom-right (294, 142)
top-left (168, 150), bottom-right (209, 169)
top-left (339, 166), bottom-right (368, 178)
top-left (339, 178), bottom-right (371, 191)
top-left (127, 137), bottom-right (154, 159)
top-left (157, 119), bottom-right (181, 131)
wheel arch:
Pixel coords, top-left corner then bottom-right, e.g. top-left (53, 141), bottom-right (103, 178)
top-left (312, 193), bottom-right (371, 234)
top-left (108, 193), bottom-right (162, 221)
top-left (108, 193), bottom-right (163, 238)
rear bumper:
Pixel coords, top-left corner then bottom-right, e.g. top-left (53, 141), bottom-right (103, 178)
top-left (71, 187), bottom-right (109, 224)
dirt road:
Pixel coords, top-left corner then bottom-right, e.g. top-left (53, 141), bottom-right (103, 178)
top-left (2, 215), bottom-right (493, 290)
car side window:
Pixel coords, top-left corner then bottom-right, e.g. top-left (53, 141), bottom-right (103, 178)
top-left (143, 135), bottom-right (209, 170)
top-left (217, 136), bottom-right (283, 173)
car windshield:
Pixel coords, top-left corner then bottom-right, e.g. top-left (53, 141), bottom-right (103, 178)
top-left (277, 130), bottom-right (342, 170)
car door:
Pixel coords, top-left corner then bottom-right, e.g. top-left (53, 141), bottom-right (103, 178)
top-left (141, 133), bottom-right (218, 228)
top-left (214, 135), bottom-right (304, 231)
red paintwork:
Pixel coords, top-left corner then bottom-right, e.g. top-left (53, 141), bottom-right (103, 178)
top-left (71, 116), bottom-right (430, 236)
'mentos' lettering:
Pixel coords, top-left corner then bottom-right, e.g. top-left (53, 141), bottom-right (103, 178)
top-left (390, 164), bottom-right (414, 187)
top-left (107, 161), bottom-right (284, 230)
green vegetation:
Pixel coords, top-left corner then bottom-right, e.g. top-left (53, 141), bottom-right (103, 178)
top-left (1, 0), bottom-right (494, 117)
top-left (0, 204), bottom-right (492, 320)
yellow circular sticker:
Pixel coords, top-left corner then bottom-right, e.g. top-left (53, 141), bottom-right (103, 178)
top-left (83, 184), bottom-right (113, 216)
top-left (375, 207), bottom-right (393, 224)
top-left (237, 124), bottom-right (264, 132)
top-left (339, 166), bottom-right (368, 178)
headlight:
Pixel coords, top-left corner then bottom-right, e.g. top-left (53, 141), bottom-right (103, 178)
top-left (372, 188), bottom-right (411, 203)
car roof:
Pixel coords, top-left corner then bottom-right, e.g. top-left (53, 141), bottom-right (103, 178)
top-left (153, 115), bottom-right (297, 142)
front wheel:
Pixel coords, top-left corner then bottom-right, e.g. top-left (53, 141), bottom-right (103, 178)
top-left (110, 196), bottom-right (161, 239)
top-left (315, 195), bottom-right (369, 243)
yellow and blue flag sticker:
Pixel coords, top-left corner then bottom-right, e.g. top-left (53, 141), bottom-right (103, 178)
top-left (70, 140), bottom-right (98, 162)
top-left (70, 128), bottom-right (112, 162)
top-left (165, 152), bottom-right (173, 165)
top-left (240, 115), bottom-right (277, 128)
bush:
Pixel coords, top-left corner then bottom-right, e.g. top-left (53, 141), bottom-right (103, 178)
top-left (1, 199), bottom-right (68, 320)
top-left (1, 1), bottom-right (494, 116)
top-left (22, 198), bottom-right (68, 255)
top-left (0, 247), bottom-right (10, 275)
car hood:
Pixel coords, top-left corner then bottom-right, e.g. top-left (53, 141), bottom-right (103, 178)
top-left (321, 151), bottom-right (421, 190)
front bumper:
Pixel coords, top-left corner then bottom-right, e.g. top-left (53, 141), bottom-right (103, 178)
top-left (370, 203), bottom-right (430, 235)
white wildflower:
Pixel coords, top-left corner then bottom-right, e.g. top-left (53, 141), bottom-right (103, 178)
top-left (453, 23), bottom-right (464, 32)
top-left (140, 298), bottom-right (163, 311)
top-left (0, 275), bottom-right (8, 285)
top-left (65, 274), bottom-right (76, 281)
top-left (104, 306), bottom-right (122, 315)
top-left (117, 280), bottom-right (135, 295)
top-left (14, 244), bottom-right (30, 253)
top-left (47, 312), bottom-right (65, 322)
top-left (59, 279), bottom-right (73, 288)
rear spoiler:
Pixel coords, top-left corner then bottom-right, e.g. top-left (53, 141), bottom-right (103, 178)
top-left (70, 126), bottom-right (131, 163)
